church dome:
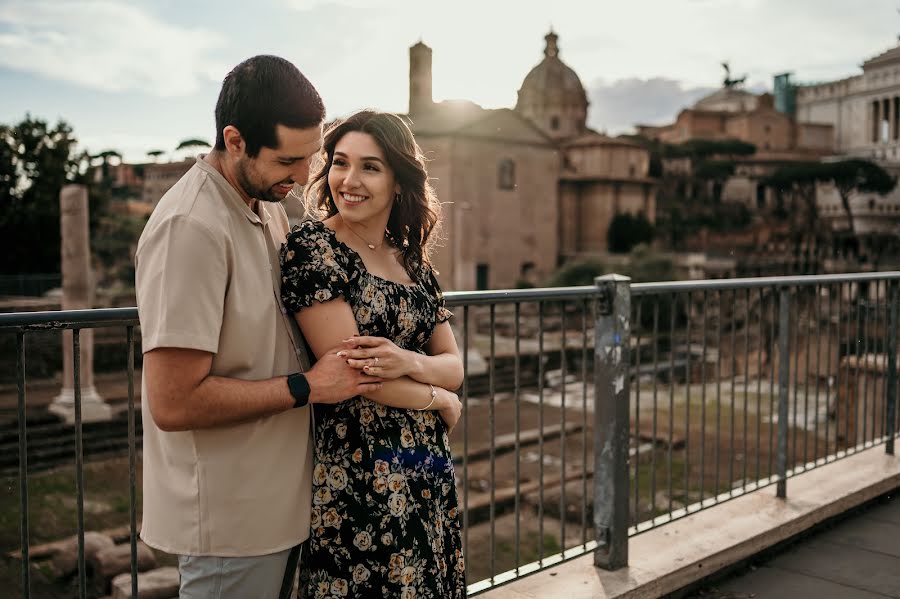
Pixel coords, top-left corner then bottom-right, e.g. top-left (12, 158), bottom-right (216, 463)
top-left (516, 31), bottom-right (588, 139)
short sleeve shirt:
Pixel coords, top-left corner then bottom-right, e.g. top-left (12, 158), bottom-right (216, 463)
top-left (135, 157), bottom-right (313, 556)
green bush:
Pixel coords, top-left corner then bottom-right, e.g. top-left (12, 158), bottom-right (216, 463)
top-left (607, 212), bottom-right (655, 253)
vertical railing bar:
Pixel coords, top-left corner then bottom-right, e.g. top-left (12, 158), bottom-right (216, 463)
top-left (856, 284), bottom-right (864, 450)
top-left (886, 280), bottom-right (897, 455)
top-left (842, 283), bottom-right (851, 451)
top-left (538, 301), bottom-right (545, 565)
top-left (878, 280), bottom-right (887, 443)
top-left (755, 287), bottom-right (763, 483)
top-left (650, 298), bottom-right (659, 519)
top-left (861, 283), bottom-right (870, 447)
top-left (715, 290), bottom-right (723, 500)
top-left (514, 302), bottom-right (521, 571)
top-left (728, 289), bottom-right (736, 495)
top-left (489, 304), bottom-right (496, 583)
top-left (73, 328), bottom-right (86, 599)
top-left (769, 287), bottom-right (776, 478)
top-left (869, 281), bottom-right (878, 444)
top-left (700, 290), bottom-right (708, 504)
top-left (668, 293), bottom-right (676, 517)
top-left (777, 289), bottom-right (790, 498)
top-left (581, 300), bottom-right (588, 549)
top-left (634, 298), bottom-right (642, 522)
top-left (560, 301), bottom-right (567, 555)
top-left (876, 281), bottom-right (883, 441)
top-left (791, 289), bottom-right (800, 470)
top-left (743, 287), bottom-right (750, 490)
top-left (16, 332), bottom-right (30, 599)
top-left (462, 305), bottom-right (470, 567)
top-left (813, 285), bottom-right (822, 464)
top-left (684, 291), bottom-right (692, 507)
top-left (825, 284), bottom-right (834, 459)
top-left (127, 325), bottom-right (138, 598)
top-left (802, 286), bottom-right (812, 466)
top-left (878, 281), bottom-right (885, 443)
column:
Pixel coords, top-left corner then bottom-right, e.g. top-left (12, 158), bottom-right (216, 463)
top-left (49, 184), bottom-right (112, 424)
top-left (870, 100), bottom-right (881, 144)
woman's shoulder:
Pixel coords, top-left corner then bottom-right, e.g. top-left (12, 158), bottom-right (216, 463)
top-left (287, 218), bottom-right (333, 242)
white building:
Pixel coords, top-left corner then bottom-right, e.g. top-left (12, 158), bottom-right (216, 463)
top-left (795, 41), bottom-right (900, 239)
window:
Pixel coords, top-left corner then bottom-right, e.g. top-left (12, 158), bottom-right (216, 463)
top-left (476, 264), bottom-right (489, 291)
top-left (550, 116), bottom-right (560, 130)
top-left (498, 159), bottom-right (516, 190)
top-left (629, 164), bottom-right (636, 177)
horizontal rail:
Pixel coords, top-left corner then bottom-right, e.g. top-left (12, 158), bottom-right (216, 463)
top-left (0, 307), bottom-right (139, 331)
top-left (3, 273), bottom-right (899, 328)
top-left (631, 271), bottom-right (900, 295)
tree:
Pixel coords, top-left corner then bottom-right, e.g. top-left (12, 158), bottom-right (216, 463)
top-left (176, 138), bottom-right (211, 152)
top-left (823, 159), bottom-right (895, 234)
top-left (0, 115), bottom-right (105, 274)
top-left (765, 159), bottom-right (895, 239)
top-left (607, 212), bottom-right (655, 253)
top-left (147, 149), bottom-right (165, 163)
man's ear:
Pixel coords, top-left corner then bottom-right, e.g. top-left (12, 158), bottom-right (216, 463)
top-left (222, 126), bottom-right (245, 157)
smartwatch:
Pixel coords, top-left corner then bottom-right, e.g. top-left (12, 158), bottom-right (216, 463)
top-left (287, 373), bottom-right (311, 408)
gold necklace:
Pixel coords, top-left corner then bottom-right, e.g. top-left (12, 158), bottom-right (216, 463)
top-left (344, 223), bottom-right (386, 250)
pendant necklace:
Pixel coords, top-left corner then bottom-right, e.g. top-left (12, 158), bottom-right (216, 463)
top-left (345, 223), bottom-right (386, 250)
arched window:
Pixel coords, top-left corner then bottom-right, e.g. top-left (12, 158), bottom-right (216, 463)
top-left (498, 159), bottom-right (516, 190)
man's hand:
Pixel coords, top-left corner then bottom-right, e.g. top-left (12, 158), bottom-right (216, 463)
top-left (305, 347), bottom-right (383, 405)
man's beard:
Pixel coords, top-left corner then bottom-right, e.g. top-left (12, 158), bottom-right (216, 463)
top-left (236, 160), bottom-right (287, 204)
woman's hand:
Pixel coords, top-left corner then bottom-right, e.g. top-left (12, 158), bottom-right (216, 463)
top-left (339, 336), bottom-right (420, 380)
top-left (436, 387), bottom-right (462, 435)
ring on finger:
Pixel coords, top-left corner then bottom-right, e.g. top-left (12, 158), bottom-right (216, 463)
top-left (373, 356), bottom-right (379, 365)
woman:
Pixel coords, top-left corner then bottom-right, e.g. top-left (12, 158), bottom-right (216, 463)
top-left (280, 110), bottom-right (466, 599)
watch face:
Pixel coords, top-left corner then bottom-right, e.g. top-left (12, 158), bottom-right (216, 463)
top-left (289, 373), bottom-right (310, 408)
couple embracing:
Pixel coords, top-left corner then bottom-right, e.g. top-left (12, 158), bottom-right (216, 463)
top-left (136, 54), bottom-right (465, 598)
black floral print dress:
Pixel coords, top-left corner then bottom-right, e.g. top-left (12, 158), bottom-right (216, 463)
top-left (280, 220), bottom-right (465, 599)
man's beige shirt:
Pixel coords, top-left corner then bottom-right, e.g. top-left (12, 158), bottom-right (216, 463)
top-left (135, 157), bottom-right (312, 556)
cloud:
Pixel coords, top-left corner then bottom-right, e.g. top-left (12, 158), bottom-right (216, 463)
top-left (0, 0), bottom-right (227, 97)
top-left (585, 77), bottom-right (716, 135)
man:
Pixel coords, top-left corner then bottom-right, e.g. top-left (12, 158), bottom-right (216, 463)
top-left (135, 55), bottom-right (380, 598)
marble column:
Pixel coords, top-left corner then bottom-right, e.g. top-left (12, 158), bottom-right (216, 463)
top-left (49, 184), bottom-right (111, 423)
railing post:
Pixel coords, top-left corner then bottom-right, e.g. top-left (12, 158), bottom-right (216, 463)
top-left (886, 281), bottom-right (898, 455)
top-left (777, 287), bottom-right (791, 499)
top-left (593, 274), bottom-right (631, 570)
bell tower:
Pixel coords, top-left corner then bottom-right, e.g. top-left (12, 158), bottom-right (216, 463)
top-left (409, 41), bottom-right (433, 115)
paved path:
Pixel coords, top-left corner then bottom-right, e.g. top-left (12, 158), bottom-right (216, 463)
top-left (694, 492), bottom-right (900, 598)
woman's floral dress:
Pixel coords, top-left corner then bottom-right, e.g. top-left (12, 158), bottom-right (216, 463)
top-left (280, 220), bottom-right (465, 599)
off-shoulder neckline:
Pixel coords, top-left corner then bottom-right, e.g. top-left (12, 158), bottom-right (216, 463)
top-left (298, 220), bottom-right (424, 290)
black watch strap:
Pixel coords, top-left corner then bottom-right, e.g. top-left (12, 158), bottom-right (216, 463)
top-left (287, 373), bottom-right (310, 408)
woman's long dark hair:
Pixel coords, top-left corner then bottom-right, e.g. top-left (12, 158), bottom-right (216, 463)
top-left (306, 110), bottom-right (441, 280)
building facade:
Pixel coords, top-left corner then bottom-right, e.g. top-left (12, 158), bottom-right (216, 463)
top-left (796, 41), bottom-right (900, 238)
top-left (408, 32), bottom-right (655, 289)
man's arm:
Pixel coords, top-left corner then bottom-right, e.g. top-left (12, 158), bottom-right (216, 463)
top-left (143, 346), bottom-right (382, 432)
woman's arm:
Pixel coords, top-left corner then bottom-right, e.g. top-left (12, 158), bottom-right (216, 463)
top-left (293, 298), bottom-right (462, 428)
top-left (341, 322), bottom-right (463, 390)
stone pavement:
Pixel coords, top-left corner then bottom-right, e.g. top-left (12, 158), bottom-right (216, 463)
top-left (701, 492), bottom-right (900, 599)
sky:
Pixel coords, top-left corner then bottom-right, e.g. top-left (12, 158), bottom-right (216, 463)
top-left (1, 0), bottom-right (898, 162)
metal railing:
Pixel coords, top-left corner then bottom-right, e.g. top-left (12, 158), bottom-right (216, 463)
top-left (1, 272), bottom-right (899, 598)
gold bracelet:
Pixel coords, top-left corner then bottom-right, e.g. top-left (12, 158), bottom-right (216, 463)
top-left (420, 384), bottom-right (437, 410)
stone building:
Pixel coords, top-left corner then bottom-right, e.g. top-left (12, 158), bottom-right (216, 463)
top-left (795, 41), bottom-right (900, 238)
top-left (141, 159), bottom-right (194, 207)
top-left (637, 83), bottom-right (833, 211)
top-left (408, 32), bottom-right (655, 290)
